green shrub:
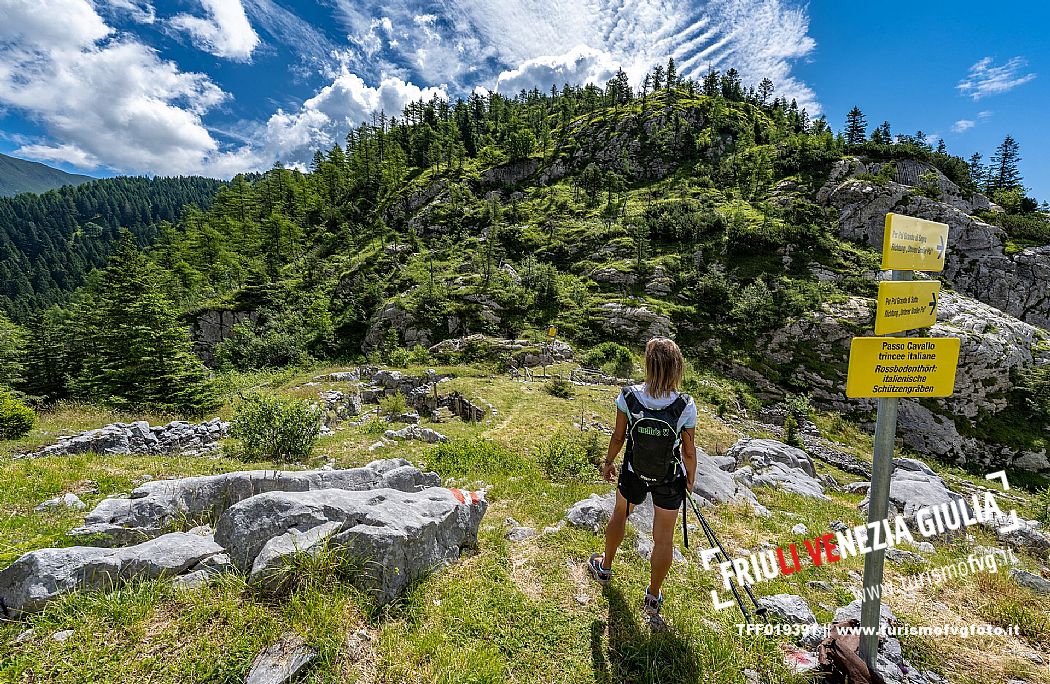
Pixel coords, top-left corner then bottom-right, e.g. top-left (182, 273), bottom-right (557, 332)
top-left (231, 393), bottom-right (321, 462)
top-left (361, 416), bottom-right (387, 435)
top-left (425, 437), bottom-right (532, 479)
top-left (579, 341), bottom-right (635, 378)
top-left (545, 376), bottom-right (574, 399)
top-left (539, 430), bottom-right (604, 481)
top-left (379, 393), bottom-right (408, 417)
top-left (0, 391), bottom-right (35, 440)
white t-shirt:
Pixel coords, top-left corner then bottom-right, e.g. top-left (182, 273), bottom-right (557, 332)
top-left (616, 384), bottom-right (697, 477)
top-left (615, 383), bottom-right (698, 433)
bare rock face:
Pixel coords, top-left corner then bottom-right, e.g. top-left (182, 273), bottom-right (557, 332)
top-left (70, 459), bottom-right (441, 546)
top-left (214, 487), bottom-right (486, 605)
top-left (0, 532), bottom-right (224, 616)
top-left (819, 159), bottom-right (1050, 329)
top-left (756, 292), bottom-right (1050, 472)
top-left (594, 303), bottom-right (673, 343)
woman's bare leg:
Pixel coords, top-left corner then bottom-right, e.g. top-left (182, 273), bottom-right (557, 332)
top-left (602, 491), bottom-right (632, 568)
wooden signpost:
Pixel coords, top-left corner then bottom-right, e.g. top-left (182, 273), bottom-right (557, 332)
top-left (847, 213), bottom-right (960, 669)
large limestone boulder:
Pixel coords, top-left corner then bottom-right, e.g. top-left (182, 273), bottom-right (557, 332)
top-left (70, 459), bottom-right (441, 546)
top-left (819, 159), bottom-right (1050, 329)
top-left (727, 438), bottom-right (828, 499)
top-left (0, 532), bottom-right (224, 616)
top-left (214, 487), bottom-right (486, 605)
top-left (859, 458), bottom-right (967, 532)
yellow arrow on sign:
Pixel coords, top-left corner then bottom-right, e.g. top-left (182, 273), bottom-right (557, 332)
top-left (846, 337), bottom-right (960, 398)
top-left (882, 213), bottom-right (949, 272)
top-left (874, 281), bottom-right (941, 335)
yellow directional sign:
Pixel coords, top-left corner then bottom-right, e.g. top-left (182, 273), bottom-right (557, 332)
top-left (846, 337), bottom-right (960, 398)
top-left (874, 281), bottom-right (941, 335)
top-left (882, 213), bottom-right (949, 272)
top-left (547, 325), bottom-right (558, 339)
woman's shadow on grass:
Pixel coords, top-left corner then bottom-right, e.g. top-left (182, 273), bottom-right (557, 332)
top-left (590, 584), bottom-right (701, 684)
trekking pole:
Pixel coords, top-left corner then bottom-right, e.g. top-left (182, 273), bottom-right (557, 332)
top-left (687, 494), bottom-right (767, 621)
top-left (690, 496), bottom-right (765, 616)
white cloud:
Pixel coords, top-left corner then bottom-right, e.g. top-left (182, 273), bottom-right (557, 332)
top-left (0, 0), bottom-right (237, 174)
top-left (332, 0), bottom-right (820, 112)
top-left (105, 0), bottom-right (155, 24)
top-left (262, 69), bottom-right (448, 160)
top-left (952, 119), bottom-right (975, 133)
top-left (170, 0), bottom-right (259, 62)
top-left (957, 57), bottom-right (1036, 100)
top-left (14, 143), bottom-right (99, 168)
top-left (495, 45), bottom-right (620, 95)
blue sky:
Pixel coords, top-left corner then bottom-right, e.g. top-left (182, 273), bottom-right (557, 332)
top-left (0, 0), bottom-right (1045, 201)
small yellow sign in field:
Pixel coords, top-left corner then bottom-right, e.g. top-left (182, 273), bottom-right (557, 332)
top-left (846, 337), bottom-right (960, 398)
top-left (547, 325), bottom-right (558, 339)
top-left (874, 281), bottom-right (941, 335)
top-left (882, 213), bottom-right (949, 272)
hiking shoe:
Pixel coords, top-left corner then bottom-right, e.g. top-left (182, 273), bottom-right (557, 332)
top-left (588, 553), bottom-right (612, 585)
top-left (643, 588), bottom-right (664, 618)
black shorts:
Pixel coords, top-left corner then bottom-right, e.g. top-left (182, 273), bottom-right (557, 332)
top-left (618, 466), bottom-right (686, 511)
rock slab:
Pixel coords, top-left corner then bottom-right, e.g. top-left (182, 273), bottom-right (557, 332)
top-left (215, 487), bottom-right (486, 605)
top-left (71, 458), bottom-right (440, 546)
top-left (0, 533), bottom-right (223, 616)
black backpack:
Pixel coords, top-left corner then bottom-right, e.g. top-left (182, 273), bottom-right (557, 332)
top-left (622, 387), bottom-right (688, 484)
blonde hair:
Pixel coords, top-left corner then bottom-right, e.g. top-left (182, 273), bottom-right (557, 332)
top-left (644, 337), bottom-right (684, 399)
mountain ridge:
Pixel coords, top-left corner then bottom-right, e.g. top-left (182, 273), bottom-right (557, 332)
top-left (0, 153), bottom-right (93, 198)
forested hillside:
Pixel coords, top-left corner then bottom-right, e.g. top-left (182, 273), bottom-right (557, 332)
top-left (2, 64), bottom-right (1048, 451)
top-left (2, 64), bottom-right (1050, 684)
top-left (0, 176), bottom-right (226, 319)
top-left (0, 153), bottom-right (91, 199)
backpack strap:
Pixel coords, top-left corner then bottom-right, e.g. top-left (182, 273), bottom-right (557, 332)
top-left (621, 387), bottom-right (644, 422)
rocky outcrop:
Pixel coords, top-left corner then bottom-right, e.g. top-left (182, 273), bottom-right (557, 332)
top-left (214, 487), bottom-right (486, 604)
top-left (727, 438), bottom-right (828, 500)
top-left (362, 302), bottom-right (432, 352)
top-left (384, 424), bottom-right (448, 443)
top-left (0, 532), bottom-right (224, 616)
top-left (189, 309), bottom-right (257, 365)
top-left (593, 303), bottom-right (673, 343)
top-left (70, 459), bottom-right (441, 546)
top-left (819, 159), bottom-right (1050, 329)
top-left (477, 158), bottom-right (541, 188)
top-left (758, 594), bottom-right (817, 624)
top-left (756, 292), bottom-right (1050, 472)
top-left (20, 419), bottom-right (229, 459)
top-left (430, 334), bottom-right (573, 368)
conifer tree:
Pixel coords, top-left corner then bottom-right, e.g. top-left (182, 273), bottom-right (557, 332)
top-left (72, 234), bottom-right (217, 414)
top-left (990, 135), bottom-right (1022, 190)
top-left (844, 106), bottom-right (867, 145)
top-left (0, 313), bottom-right (22, 389)
top-left (967, 152), bottom-right (986, 190)
top-left (757, 78), bottom-right (774, 105)
top-left (665, 58), bottom-right (677, 89)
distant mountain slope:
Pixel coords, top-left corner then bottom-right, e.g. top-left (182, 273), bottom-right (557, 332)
top-left (0, 153), bottom-right (93, 197)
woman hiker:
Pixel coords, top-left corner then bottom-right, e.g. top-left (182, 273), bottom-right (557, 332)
top-left (588, 337), bottom-right (698, 620)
